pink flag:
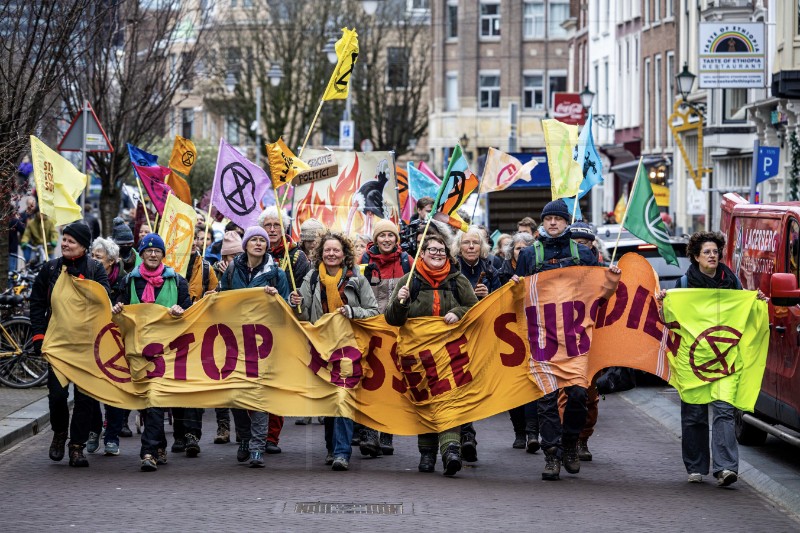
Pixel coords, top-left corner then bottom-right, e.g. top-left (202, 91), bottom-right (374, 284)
top-left (211, 138), bottom-right (271, 230)
top-left (417, 161), bottom-right (442, 185)
top-left (133, 163), bottom-right (173, 215)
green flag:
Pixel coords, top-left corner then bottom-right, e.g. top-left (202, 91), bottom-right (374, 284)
top-left (624, 161), bottom-right (679, 266)
top-left (663, 289), bottom-right (769, 411)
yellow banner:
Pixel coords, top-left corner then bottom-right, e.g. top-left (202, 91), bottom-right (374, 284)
top-left (322, 27), bottom-right (359, 101)
top-left (266, 138), bottom-right (311, 189)
top-left (169, 135), bottom-right (196, 177)
top-left (29, 135), bottom-right (86, 226)
top-left (652, 182), bottom-right (670, 207)
top-left (157, 193), bottom-right (197, 277)
top-left (542, 119), bottom-right (583, 200)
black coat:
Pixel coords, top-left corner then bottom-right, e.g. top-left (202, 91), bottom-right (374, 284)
top-left (515, 233), bottom-right (598, 276)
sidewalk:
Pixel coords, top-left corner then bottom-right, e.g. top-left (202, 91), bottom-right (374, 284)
top-left (0, 386), bottom-right (48, 453)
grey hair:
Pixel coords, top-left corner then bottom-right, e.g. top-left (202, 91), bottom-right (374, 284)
top-left (257, 205), bottom-right (290, 228)
top-left (505, 231), bottom-right (535, 260)
top-left (91, 237), bottom-right (120, 262)
top-left (454, 225), bottom-right (491, 259)
top-left (353, 233), bottom-right (370, 244)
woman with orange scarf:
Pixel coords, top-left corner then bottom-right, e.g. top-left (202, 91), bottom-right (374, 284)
top-left (385, 234), bottom-right (478, 477)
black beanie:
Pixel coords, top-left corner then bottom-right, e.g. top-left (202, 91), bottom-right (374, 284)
top-left (540, 200), bottom-right (571, 222)
top-left (111, 217), bottom-right (134, 245)
top-left (570, 221), bottom-right (596, 241)
top-left (63, 221), bottom-right (92, 250)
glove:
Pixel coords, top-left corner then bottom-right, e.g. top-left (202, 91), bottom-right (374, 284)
top-left (49, 241), bottom-right (58, 248)
top-left (33, 339), bottom-right (43, 358)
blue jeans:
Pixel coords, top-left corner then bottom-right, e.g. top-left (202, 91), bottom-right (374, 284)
top-left (681, 400), bottom-right (738, 475)
top-left (104, 406), bottom-right (125, 445)
top-left (333, 417), bottom-right (354, 460)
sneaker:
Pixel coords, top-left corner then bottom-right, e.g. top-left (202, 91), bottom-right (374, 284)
top-left (141, 454), bottom-right (158, 472)
top-left (379, 433), bottom-right (394, 456)
top-left (332, 456), bottom-right (349, 471)
top-left (214, 427), bottom-right (230, 444)
top-left (562, 440), bottom-right (580, 474)
top-left (171, 437), bottom-right (186, 453)
top-left (119, 424), bottom-right (133, 438)
top-left (716, 470), bottom-right (738, 487)
top-left (577, 438), bottom-right (593, 461)
top-left (542, 447), bottom-right (560, 481)
top-left (86, 432), bottom-right (100, 454)
top-left (49, 431), bottom-right (68, 462)
top-left (526, 433), bottom-right (540, 454)
top-left (184, 434), bottom-right (201, 458)
top-left (104, 442), bottom-right (120, 456)
top-left (442, 444), bottom-right (462, 477)
top-left (325, 452), bottom-right (334, 466)
top-left (418, 449), bottom-right (436, 473)
top-left (237, 440), bottom-right (250, 462)
top-left (461, 438), bottom-right (478, 462)
top-left (512, 432), bottom-right (526, 449)
top-left (265, 441), bottom-right (281, 454)
top-left (687, 473), bottom-right (703, 483)
top-left (68, 444), bottom-right (89, 467)
top-left (249, 451), bottom-right (265, 468)
top-left (156, 448), bottom-right (168, 465)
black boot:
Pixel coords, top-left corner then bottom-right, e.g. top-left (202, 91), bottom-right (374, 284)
top-left (49, 431), bottom-right (67, 462)
top-left (359, 428), bottom-right (381, 457)
top-left (577, 438), bottom-right (592, 461)
top-left (418, 448), bottom-right (436, 473)
top-left (68, 444), bottom-right (89, 467)
top-left (526, 432), bottom-right (540, 454)
top-left (542, 447), bottom-right (560, 481)
top-left (379, 433), bottom-right (394, 455)
top-left (442, 444), bottom-right (462, 477)
top-left (461, 436), bottom-right (477, 462)
top-left (512, 432), bottom-right (526, 449)
top-left (562, 439), bottom-right (580, 474)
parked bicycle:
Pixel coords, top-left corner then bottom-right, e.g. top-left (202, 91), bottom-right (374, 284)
top-left (0, 276), bottom-right (43, 388)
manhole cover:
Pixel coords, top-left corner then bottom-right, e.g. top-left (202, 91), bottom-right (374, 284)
top-left (295, 502), bottom-right (403, 515)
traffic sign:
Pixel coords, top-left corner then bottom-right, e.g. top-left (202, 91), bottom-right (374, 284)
top-left (755, 146), bottom-right (780, 184)
top-left (340, 120), bottom-right (354, 150)
top-left (58, 102), bottom-right (114, 152)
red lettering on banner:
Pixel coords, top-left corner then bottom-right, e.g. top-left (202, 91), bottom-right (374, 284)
top-left (328, 346), bottom-right (363, 388)
top-left (597, 281), bottom-right (628, 327)
top-left (201, 324), bottom-right (238, 380)
top-left (170, 333), bottom-right (195, 380)
top-left (626, 285), bottom-right (650, 330)
top-left (362, 335), bottom-right (386, 391)
top-left (643, 297), bottom-right (665, 341)
top-left (242, 324), bottom-right (273, 378)
top-left (142, 343), bottom-right (165, 378)
top-left (563, 300), bottom-right (589, 357)
top-left (495, 313), bottom-right (526, 367)
top-left (445, 335), bottom-right (473, 386)
top-left (420, 349), bottom-right (452, 396)
top-left (527, 302), bottom-right (559, 361)
top-left (399, 354), bottom-right (428, 401)
top-left (389, 342), bottom-right (409, 394)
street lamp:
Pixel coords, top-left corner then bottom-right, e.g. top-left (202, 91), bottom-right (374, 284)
top-left (224, 72), bottom-right (237, 94)
top-left (460, 133), bottom-right (469, 149)
top-left (579, 85), bottom-right (615, 129)
top-left (360, 0), bottom-right (382, 15)
top-left (579, 85), bottom-right (595, 110)
top-left (676, 63), bottom-right (696, 102)
top-left (323, 37), bottom-right (337, 65)
top-left (267, 63), bottom-right (283, 87)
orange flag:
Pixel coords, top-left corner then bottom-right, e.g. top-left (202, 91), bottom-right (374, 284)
top-left (166, 171), bottom-right (192, 206)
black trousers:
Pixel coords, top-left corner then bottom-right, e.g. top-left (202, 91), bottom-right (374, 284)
top-left (140, 407), bottom-right (168, 458)
top-left (510, 401), bottom-right (539, 434)
top-left (538, 386), bottom-right (587, 451)
top-left (47, 370), bottom-right (97, 447)
top-left (172, 408), bottom-right (203, 440)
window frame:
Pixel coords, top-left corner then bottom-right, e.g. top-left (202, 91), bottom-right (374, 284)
top-left (480, 1), bottom-right (501, 39)
top-left (522, 71), bottom-right (545, 110)
top-left (479, 71), bottom-right (501, 110)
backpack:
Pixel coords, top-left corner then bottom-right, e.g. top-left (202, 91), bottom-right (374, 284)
top-left (187, 253), bottom-right (211, 294)
top-left (363, 250), bottom-right (412, 285)
top-left (531, 240), bottom-right (581, 272)
top-left (409, 274), bottom-right (463, 307)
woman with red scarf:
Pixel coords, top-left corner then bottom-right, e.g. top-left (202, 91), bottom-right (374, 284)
top-left (385, 234), bottom-right (478, 477)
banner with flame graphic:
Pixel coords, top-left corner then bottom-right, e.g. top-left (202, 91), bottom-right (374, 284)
top-left (292, 150), bottom-right (399, 239)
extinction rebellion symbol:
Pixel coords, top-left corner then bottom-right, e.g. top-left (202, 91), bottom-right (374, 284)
top-left (220, 162), bottom-right (256, 216)
top-left (94, 323), bottom-right (131, 383)
top-left (181, 150), bottom-right (195, 167)
top-left (688, 325), bottom-right (742, 382)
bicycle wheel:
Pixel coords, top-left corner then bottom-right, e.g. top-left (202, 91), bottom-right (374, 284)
top-left (0, 317), bottom-right (48, 388)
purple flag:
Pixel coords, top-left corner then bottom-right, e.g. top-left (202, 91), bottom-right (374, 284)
top-left (211, 138), bottom-right (271, 230)
top-left (132, 163), bottom-right (173, 215)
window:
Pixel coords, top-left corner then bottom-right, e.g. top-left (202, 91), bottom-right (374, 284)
top-left (386, 47), bottom-right (409, 88)
top-left (643, 59), bottom-right (650, 149)
top-left (226, 116), bottom-right (239, 145)
top-left (409, 0), bottom-right (429, 9)
top-left (227, 47), bottom-right (241, 78)
top-left (480, 2), bottom-right (500, 38)
top-left (523, 1), bottom-right (544, 38)
top-left (446, 72), bottom-right (459, 111)
top-left (549, 0), bottom-right (569, 38)
top-left (654, 0), bottom-right (660, 21)
top-left (182, 108), bottom-right (194, 140)
top-left (523, 74), bottom-right (544, 110)
top-left (666, 0), bottom-right (673, 17)
top-left (446, 2), bottom-right (458, 39)
top-left (181, 52), bottom-right (193, 91)
top-left (548, 72), bottom-right (567, 108)
top-left (479, 73), bottom-right (500, 109)
top-left (644, 0), bottom-right (649, 24)
top-left (786, 220), bottom-right (800, 282)
top-left (723, 89), bottom-right (748, 122)
top-left (655, 55), bottom-right (662, 147)
top-left (666, 52), bottom-right (675, 144)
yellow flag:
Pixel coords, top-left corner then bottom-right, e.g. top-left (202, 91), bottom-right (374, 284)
top-left (266, 138), bottom-right (310, 189)
top-left (29, 136), bottom-right (86, 226)
top-left (322, 27), bottom-right (359, 101)
top-left (169, 135), bottom-right (196, 176)
top-left (613, 194), bottom-right (627, 223)
top-left (542, 119), bottom-right (583, 200)
top-left (158, 193), bottom-right (197, 277)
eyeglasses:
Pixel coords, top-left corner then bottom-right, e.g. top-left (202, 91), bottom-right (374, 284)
top-left (262, 223), bottom-right (282, 229)
top-left (701, 249), bottom-right (720, 256)
top-left (426, 247), bottom-right (447, 256)
top-left (142, 249), bottom-right (163, 256)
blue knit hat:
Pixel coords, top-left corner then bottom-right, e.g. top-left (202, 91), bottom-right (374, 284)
top-left (570, 221), bottom-right (596, 241)
top-left (540, 199), bottom-right (570, 222)
top-left (138, 233), bottom-right (165, 255)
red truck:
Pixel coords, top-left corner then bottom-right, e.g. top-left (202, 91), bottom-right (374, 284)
top-left (720, 193), bottom-right (800, 447)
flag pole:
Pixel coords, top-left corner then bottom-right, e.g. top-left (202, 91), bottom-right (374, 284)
top-left (570, 190), bottom-right (582, 224)
top-left (201, 173), bottom-right (218, 261)
top-left (298, 99), bottom-right (325, 160)
top-left (39, 214), bottom-right (49, 260)
top-left (135, 179), bottom-right (153, 231)
top-left (609, 158), bottom-right (643, 266)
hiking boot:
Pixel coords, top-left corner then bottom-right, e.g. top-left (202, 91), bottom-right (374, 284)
top-left (86, 432), bottom-right (100, 454)
top-left (716, 470), bottom-right (738, 487)
top-left (442, 444), bottom-right (462, 477)
top-left (359, 429), bottom-right (381, 457)
top-left (213, 427), bottom-right (230, 444)
top-left (332, 456), bottom-right (349, 471)
top-left (325, 452), bottom-right (334, 465)
top-left (68, 444), bottom-right (89, 467)
top-left (171, 437), bottom-right (185, 453)
top-left (512, 432), bottom-right (526, 449)
top-left (184, 434), bottom-right (200, 457)
top-left (418, 449), bottom-right (436, 473)
top-left (249, 451), bottom-right (265, 468)
top-left (461, 437), bottom-right (478, 462)
top-left (542, 447), bottom-right (560, 480)
top-left (141, 454), bottom-right (157, 472)
top-left (265, 441), bottom-right (281, 454)
top-left (49, 431), bottom-right (68, 462)
top-left (526, 432), bottom-right (540, 454)
top-left (104, 442), bottom-right (120, 456)
top-left (236, 440), bottom-right (250, 462)
top-left (119, 424), bottom-right (133, 438)
top-left (379, 433), bottom-right (394, 456)
top-left (562, 440), bottom-right (581, 474)
top-left (156, 448), bottom-right (168, 465)
top-left (577, 438), bottom-right (592, 461)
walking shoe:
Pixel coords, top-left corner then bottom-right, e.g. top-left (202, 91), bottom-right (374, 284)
top-left (577, 438), bottom-right (593, 461)
top-left (265, 441), bottom-right (281, 454)
top-left (562, 440), bottom-right (580, 474)
top-left (237, 440), bottom-right (250, 462)
top-left (379, 433), bottom-right (394, 456)
top-left (119, 424), bottom-right (133, 438)
top-left (156, 448), bottom-right (168, 465)
top-left (325, 452), bottom-right (334, 465)
top-left (249, 451), bottom-right (265, 468)
top-left (542, 447), bottom-right (561, 480)
top-left (86, 432), bottom-right (100, 454)
top-left (141, 454), bottom-right (158, 472)
top-left (49, 431), bottom-right (68, 462)
top-left (687, 473), bottom-right (703, 483)
top-left (295, 417), bottom-right (312, 425)
top-left (442, 444), bottom-right (462, 477)
top-left (213, 427), bottom-right (230, 444)
top-left (184, 434), bottom-right (200, 457)
top-left (461, 438), bottom-right (478, 462)
top-left (171, 437), bottom-right (186, 453)
top-left (359, 430), bottom-right (381, 457)
top-left (332, 456), bottom-right (349, 471)
top-left (526, 432), bottom-right (540, 454)
top-left (104, 442), bottom-right (120, 456)
top-left (716, 470), bottom-right (738, 487)
top-left (418, 449), bottom-right (436, 473)
top-left (68, 444), bottom-right (89, 467)
top-left (512, 432), bottom-right (526, 449)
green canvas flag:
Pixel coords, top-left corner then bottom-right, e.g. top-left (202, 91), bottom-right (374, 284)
top-left (624, 162), bottom-right (679, 266)
top-left (662, 289), bottom-right (769, 412)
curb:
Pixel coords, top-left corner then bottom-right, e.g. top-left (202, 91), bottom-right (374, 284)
top-left (0, 397), bottom-right (50, 454)
top-left (620, 387), bottom-right (800, 521)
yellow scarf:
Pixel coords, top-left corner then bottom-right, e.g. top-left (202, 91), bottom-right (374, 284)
top-left (318, 263), bottom-right (345, 312)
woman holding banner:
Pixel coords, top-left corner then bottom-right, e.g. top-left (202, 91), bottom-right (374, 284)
top-left (289, 232), bottom-right (378, 471)
top-left (385, 234), bottom-right (478, 477)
